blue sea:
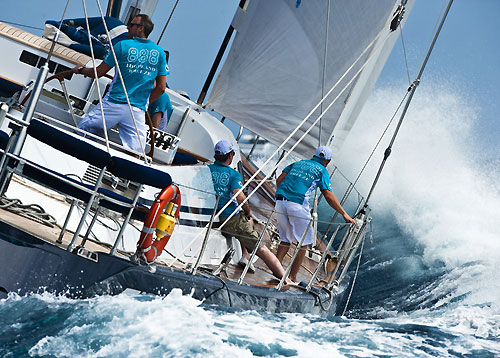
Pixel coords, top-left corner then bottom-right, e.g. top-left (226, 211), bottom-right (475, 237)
top-left (1, 85), bottom-right (499, 357)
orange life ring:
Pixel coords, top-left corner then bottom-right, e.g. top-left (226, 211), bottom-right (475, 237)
top-left (136, 184), bottom-right (181, 263)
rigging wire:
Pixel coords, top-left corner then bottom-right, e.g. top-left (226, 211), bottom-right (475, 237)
top-left (157, 0), bottom-right (180, 45)
top-left (82, 0), bottom-right (111, 153)
top-left (0, 20), bottom-right (44, 31)
top-left (318, 0), bottom-right (331, 145)
top-left (350, 92), bottom-right (409, 191)
top-left (46, 0), bottom-right (72, 63)
top-left (93, 0), bottom-right (148, 159)
top-left (399, 26), bottom-right (412, 85)
top-left (340, 233), bottom-right (366, 316)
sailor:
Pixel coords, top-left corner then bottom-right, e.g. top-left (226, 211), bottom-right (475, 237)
top-left (275, 145), bottom-right (356, 282)
top-left (147, 92), bottom-right (173, 131)
top-left (72, 14), bottom-right (167, 153)
top-left (209, 140), bottom-right (293, 284)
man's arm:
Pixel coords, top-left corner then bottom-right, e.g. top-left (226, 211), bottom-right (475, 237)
top-left (276, 172), bottom-right (287, 188)
top-left (233, 188), bottom-right (252, 219)
top-left (72, 62), bottom-right (111, 78)
top-left (149, 75), bottom-right (167, 104)
top-left (321, 189), bottom-right (356, 225)
top-left (150, 112), bottom-right (162, 128)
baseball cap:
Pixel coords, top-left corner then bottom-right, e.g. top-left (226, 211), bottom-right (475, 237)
top-left (314, 145), bottom-right (332, 160)
top-left (214, 140), bottom-right (236, 155)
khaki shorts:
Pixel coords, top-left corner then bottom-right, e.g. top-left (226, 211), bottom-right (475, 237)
top-left (219, 212), bottom-right (264, 252)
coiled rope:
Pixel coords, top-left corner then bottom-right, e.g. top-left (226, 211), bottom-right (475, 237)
top-left (0, 196), bottom-right (59, 228)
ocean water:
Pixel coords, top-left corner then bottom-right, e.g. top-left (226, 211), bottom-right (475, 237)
top-left (2, 84), bottom-right (500, 357)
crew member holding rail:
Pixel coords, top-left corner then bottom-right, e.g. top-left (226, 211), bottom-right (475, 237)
top-left (275, 145), bottom-right (356, 282)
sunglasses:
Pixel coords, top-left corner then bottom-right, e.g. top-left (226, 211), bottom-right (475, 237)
top-left (128, 22), bottom-right (142, 27)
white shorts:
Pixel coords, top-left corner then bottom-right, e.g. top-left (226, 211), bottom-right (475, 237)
top-left (78, 99), bottom-right (147, 153)
top-left (275, 200), bottom-right (314, 246)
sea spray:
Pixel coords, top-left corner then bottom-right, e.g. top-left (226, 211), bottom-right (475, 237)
top-left (337, 82), bottom-right (500, 339)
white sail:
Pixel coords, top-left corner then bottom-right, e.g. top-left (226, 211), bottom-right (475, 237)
top-left (206, 0), bottom-right (414, 158)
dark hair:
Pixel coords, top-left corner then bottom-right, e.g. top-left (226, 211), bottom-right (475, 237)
top-left (135, 14), bottom-right (154, 37)
top-left (214, 152), bottom-right (232, 163)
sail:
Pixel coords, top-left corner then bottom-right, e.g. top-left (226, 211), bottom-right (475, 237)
top-left (206, 0), bottom-right (414, 158)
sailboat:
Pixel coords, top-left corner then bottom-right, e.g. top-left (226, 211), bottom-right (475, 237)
top-left (0, 0), bottom-right (450, 316)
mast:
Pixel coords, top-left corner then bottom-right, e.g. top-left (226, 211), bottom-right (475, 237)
top-left (106, 0), bottom-right (123, 18)
top-left (197, 0), bottom-right (249, 105)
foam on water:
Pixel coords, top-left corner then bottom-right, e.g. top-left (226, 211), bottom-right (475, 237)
top-left (336, 82), bottom-right (500, 340)
top-left (2, 291), bottom-right (499, 358)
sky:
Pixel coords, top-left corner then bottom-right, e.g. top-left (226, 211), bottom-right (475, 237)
top-left (1, 0), bottom-right (498, 156)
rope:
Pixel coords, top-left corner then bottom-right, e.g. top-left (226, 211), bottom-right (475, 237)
top-left (201, 271), bottom-right (232, 307)
top-left (157, 0), bottom-right (180, 45)
top-left (0, 196), bottom-right (59, 228)
top-left (340, 233), bottom-right (366, 316)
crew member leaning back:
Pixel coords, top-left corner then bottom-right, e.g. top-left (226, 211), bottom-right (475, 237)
top-left (209, 140), bottom-right (293, 285)
top-left (275, 145), bottom-right (357, 282)
top-left (72, 14), bottom-right (167, 153)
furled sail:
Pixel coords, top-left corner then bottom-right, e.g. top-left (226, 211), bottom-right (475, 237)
top-left (206, 0), bottom-right (414, 158)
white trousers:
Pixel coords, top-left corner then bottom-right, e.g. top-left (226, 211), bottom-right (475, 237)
top-left (78, 100), bottom-right (147, 153)
top-left (275, 200), bottom-right (314, 246)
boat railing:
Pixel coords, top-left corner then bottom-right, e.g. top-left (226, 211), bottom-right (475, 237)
top-left (0, 110), bottom-right (175, 259)
top-left (176, 161), bottom-right (370, 290)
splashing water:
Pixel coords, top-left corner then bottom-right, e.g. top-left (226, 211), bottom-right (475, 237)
top-left (337, 82), bottom-right (500, 340)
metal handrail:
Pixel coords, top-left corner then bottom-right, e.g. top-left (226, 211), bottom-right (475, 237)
top-left (306, 223), bottom-right (341, 291)
top-left (191, 195), bottom-right (220, 274)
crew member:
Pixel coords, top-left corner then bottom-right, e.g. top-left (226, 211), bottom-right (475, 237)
top-left (275, 145), bottom-right (356, 282)
top-left (72, 14), bottom-right (167, 153)
top-left (209, 140), bottom-right (293, 284)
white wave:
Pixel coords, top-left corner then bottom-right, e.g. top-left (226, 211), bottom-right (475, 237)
top-left (337, 81), bottom-right (500, 338)
top-left (338, 82), bottom-right (500, 268)
top-left (21, 290), bottom-right (500, 358)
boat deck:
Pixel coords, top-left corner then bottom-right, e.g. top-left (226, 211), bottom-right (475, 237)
top-left (0, 206), bottom-right (334, 290)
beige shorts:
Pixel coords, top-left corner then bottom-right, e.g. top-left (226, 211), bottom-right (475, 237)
top-left (219, 211), bottom-right (264, 252)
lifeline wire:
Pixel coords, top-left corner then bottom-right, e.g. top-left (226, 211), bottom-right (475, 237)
top-left (157, 0), bottom-right (180, 45)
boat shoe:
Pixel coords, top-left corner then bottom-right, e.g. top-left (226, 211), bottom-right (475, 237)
top-left (238, 256), bottom-right (256, 273)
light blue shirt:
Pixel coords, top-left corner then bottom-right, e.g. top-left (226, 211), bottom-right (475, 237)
top-left (209, 161), bottom-right (243, 218)
top-left (104, 37), bottom-right (168, 111)
top-left (276, 157), bottom-right (332, 206)
top-left (147, 92), bottom-right (173, 131)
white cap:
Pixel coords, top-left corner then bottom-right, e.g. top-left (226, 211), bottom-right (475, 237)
top-left (214, 140), bottom-right (236, 155)
top-left (314, 145), bottom-right (332, 160)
